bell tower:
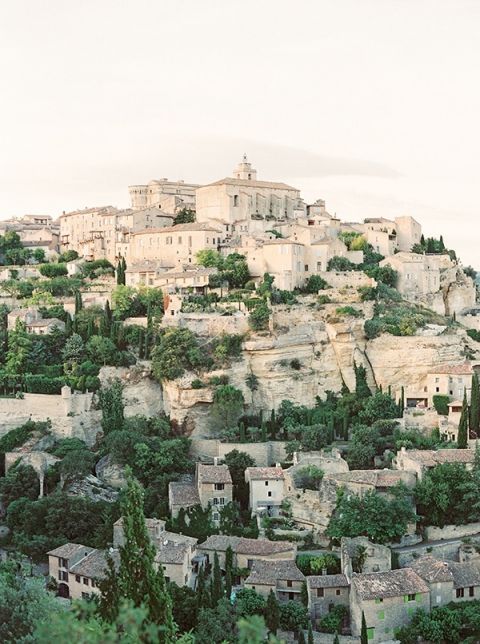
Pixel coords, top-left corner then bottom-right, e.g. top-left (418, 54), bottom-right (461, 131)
top-left (233, 154), bottom-right (257, 181)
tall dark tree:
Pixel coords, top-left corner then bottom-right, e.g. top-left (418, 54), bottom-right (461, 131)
top-left (210, 551), bottom-right (223, 605)
top-left (354, 362), bottom-right (371, 399)
top-left (361, 611), bottom-right (368, 644)
top-left (74, 290), bottom-right (82, 314)
top-left (470, 373), bottom-right (480, 433)
top-left (265, 589), bottom-right (280, 635)
top-left (99, 473), bottom-right (175, 641)
top-left (298, 630), bottom-right (306, 644)
top-left (98, 379), bottom-right (124, 434)
top-left (458, 390), bottom-right (469, 449)
top-left (308, 622), bottom-right (315, 644)
top-left (225, 545), bottom-right (234, 598)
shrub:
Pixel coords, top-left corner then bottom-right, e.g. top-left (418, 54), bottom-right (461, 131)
top-left (290, 358), bottom-right (301, 370)
top-left (317, 294), bottom-right (331, 304)
top-left (294, 464), bottom-right (324, 490)
top-left (433, 395), bottom-right (450, 416)
top-left (327, 256), bottom-right (356, 271)
top-left (249, 301), bottom-right (270, 331)
top-left (303, 274), bottom-right (328, 293)
top-left (151, 328), bottom-right (204, 381)
top-left (39, 263), bottom-right (68, 278)
top-left (336, 306), bottom-right (362, 318)
top-left (191, 379), bottom-right (204, 389)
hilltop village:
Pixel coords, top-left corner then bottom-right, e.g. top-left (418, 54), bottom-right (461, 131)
top-left (1, 156), bottom-right (480, 643)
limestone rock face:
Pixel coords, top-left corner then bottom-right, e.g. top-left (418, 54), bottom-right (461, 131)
top-left (95, 454), bottom-right (127, 489)
top-left (66, 474), bottom-right (119, 503)
top-left (99, 364), bottom-right (164, 418)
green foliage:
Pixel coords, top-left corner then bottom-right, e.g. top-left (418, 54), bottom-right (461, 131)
top-left (457, 391), bottom-right (469, 449)
top-left (0, 420), bottom-right (49, 455)
top-left (303, 274), bottom-right (328, 293)
top-left (210, 385), bottom-right (244, 435)
top-left (6, 321), bottom-right (32, 375)
top-left (365, 299), bottom-right (446, 339)
top-left (248, 301), bottom-right (270, 331)
top-left (81, 259), bottom-right (115, 279)
top-left (152, 328), bottom-right (204, 380)
top-left (167, 504), bottom-right (217, 543)
top-left (223, 449), bottom-right (255, 509)
top-left (279, 600), bottom-right (308, 632)
top-left (294, 464), bottom-right (324, 490)
top-left (236, 588), bottom-right (266, 617)
top-left (0, 558), bottom-right (61, 643)
top-left (335, 305), bottom-right (362, 318)
top-left (396, 601), bottom-right (480, 644)
top-left (59, 448), bottom-right (95, 484)
top-left (0, 463), bottom-right (39, 507)
top-left (354, 363), bottom-right (372, 399)
top-left (197, 250), bottom-right (250, 289)
top-left (327, 485), bottom-right (417, 544)
top-left (358, 391), bottom-right (400, 424)
top-left (173, 208), bottom-right (196, 224)
top-left (296, 553), bottom-right (340, 576)
top-left (98, 379), bottom-right (124, 435)
top-left (364, 264), bottom-right (398, 287)
top-left (5, 492), bottom-right (114, 559)
top-left (318, 604), bottom-right (348, 633)
top-left (470, 372), bottom-right (480, 433)
top-left (265, 589), bottom-right (280, 634)
top-left (58, 249), bottom-right (79, 262)
top-left (195, 597), bottom-right (237, 644)
top-left (327, 256), bottom-right (356, 271)
top-left (39, 263), bottom-right (68, 278)
top-left (414, 461), bottom-right (480, 527)
top-left (432, 394), bottom-right (450, 416)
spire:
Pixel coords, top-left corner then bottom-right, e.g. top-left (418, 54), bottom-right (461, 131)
top-left (233, 154), bottom-right (257, 181)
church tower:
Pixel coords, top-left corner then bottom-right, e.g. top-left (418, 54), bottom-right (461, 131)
top-left (233, 154), bottom-right (257, 181)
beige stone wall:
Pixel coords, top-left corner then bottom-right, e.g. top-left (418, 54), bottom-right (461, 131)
top-left (309, 585), bottom-right (349, 619)
top-left (317, 271), bottom-right (376, 289)
top-left (68, 572), bottom-right (100, 600)
top-left (425, 521), bottom-right (480, 541)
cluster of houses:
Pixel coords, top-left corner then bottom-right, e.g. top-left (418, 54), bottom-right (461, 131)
top-left (47, 446), bottom-right (480, 641)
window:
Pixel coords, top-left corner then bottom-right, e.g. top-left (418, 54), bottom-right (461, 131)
top-left (214, 483), bottom-right (224, 491)
top-left (336, 589), bottom-right (341, 596)
top-left (407, 593), bottom-right (416, 601)
top-left (268, 491), bottom-right (272, 497)
top-left (177, 236), bottom-right (182, 244)
top-left (377, 610), bottom-right (385, 620)
top-left (304, 264), bottom-right (308, 272)
top-left (287, 580), bottom-right (292, 588)
top-left (367, 627), bottom-right (375, 641)
top-left (219, 497), bottom-right (225, 505)
top-left (213, 512), bottom-right (219, 521)
top-left (60, 557), bottom-right (68, 568)
top-left (233, 195), bottom-right (239, 207)
top-left (469, 586), bottom-right (475, 597)
top-left (289, 592), bottom-right (295, 600)
top-left (436, 387), bottom-right (440, 393)
top-left (317, 588), bottom-right (324, 598)
top-left (83, 578), bottom-right (89, 586)
top-left (456, 588), bottom-right (465, 598)
top-left (75, 575), bottom-right (80, 583)
top-left (58, 570), bottom-right (68, 582)
top-left (213, 498), bottom-right (219, 505)
top-left (265, 481), bottom-right (269, 486)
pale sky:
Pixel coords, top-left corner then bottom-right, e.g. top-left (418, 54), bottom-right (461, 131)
top-left (1, 0), bottom-right (479, 265)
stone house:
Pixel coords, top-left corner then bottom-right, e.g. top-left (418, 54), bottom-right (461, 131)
top-left (154, 265), bottom-right (218, 294)
top-left (244, 559), bottom-right (305, 602)
top-left (307, 574), bottom-right (350, 622)
top-left (244, 466), bottom-right (286, 516)
top-left (426, 362), bottom-right (474, 406)
top-left (7, 308), bottom-right (65, 334)
top-left (197, 535), bottom-right (296, 572)
top-left (321, 469), bottom-right (417, 502)
top-left (113, 517), bottom-right (198, 588)
top-left (128, 222), bottom-right (222, 267)
top-left (350, 569), bottom-right (430, 643)
top-left (393, 447), bottom-right (475, 481)
top-left (363, 218), bottom-right (398, 256)
top-left (168, 463), bottom-right (233, 526)
top-left (47, 543), bottom-right (104, 599)
top-left (410, 555), bottom-right (480, 608)
top-left (67, 548), bottom-right (116, 600)
top-left (340, 537), bottom-right (391, 577)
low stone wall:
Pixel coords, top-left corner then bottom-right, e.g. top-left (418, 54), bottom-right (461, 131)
top-left (189, 438), bottom-right (288, 466)
top-left (425, 522), bottom-right (480, 541)
top-left (395, 540), bottom-right (460, 568)
top-left (176, 312), bottom-right (250, 337)
top-left (318, 270), bottom-right (376, 289)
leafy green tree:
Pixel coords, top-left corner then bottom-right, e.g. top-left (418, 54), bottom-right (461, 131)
top-left (195, 598), bottom-right (238, 644)
top-left (279, 601), bottom-right (308, 633)
top-left (457, 390), bottom-right (469, 448)
top-left (62, 333), bottom-right (86, 367)
top-left (99, 473), bottom-right (174, 640)
top-left (0, 558), bottom-right (61, 643)
top-left (167, 582), bottom-right (198, 633)
top-left (223, 450), bottom-right (255, 508)
top-left (210, 385), bottom-right (244, 435)
top-left (327, 256), bottom-right (355, 271)
top-left (59, 449), bottom-right (95, 485)
top-left (173, 208), bottom-right (195, 225)
top-left (358, 391), bottom-right (400, 424)
top-left (152, 328), bottom-right (204, 381)
top-left (327, 486), bottom-right (416, 544)
top-left (86, 335), bottom-right (118, 365)
top-left (265, 589), bottom-right (280, 635)
top-left (354, 363), bottom-right (371, 399)
top-left (6, 320), bottom-right (32, 375)
top-left (98, 379), bottom-right (124, 435)
top-left (303, 274), bottom-right (328, 293)
top-left (248, 301), bottom-right (270, 331)
top-left (235, 588), bottom-right (266, 617)
top-left (0, 464), bottom-right (39, 506)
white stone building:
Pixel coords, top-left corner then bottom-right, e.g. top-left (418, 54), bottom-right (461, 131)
top-left (245, 466), bottom-right (286, 516)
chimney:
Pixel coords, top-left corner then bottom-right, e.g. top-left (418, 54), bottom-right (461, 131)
top-left (322, 568), bottom-right (327, 576)
top-left (213, 456), bottom-right (219, 466)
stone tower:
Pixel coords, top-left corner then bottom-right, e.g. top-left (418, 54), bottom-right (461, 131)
top-left (233, 154), bottom-right (257, 181)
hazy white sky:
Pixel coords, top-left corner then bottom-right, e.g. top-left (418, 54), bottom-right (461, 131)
top-left (1, 0), bottom-right (479, 265)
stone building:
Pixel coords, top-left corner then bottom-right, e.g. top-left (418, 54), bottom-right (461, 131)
top-left (128, 178), bottom-right (200, 211)
top-left (379, 252), bottom-right (442, 298)
top-left (393, 447), bottom-right (476, 481)
top-left (196, 156), bottom-right (303, 238)
top-left (350, 568), bottom-right (430, 643)
top-left (307, 574), bottom-right (350, 622)
top-left (244, 559), bottom-right (305, 601)
top-left (340, 536), bottom-right (391, 577)
top-left (245, 466), bottom-right (286, 516)
top-left (197, 535), bottom-right (296, 571)
top-left (410, 555), bottom-right (480, 608)
top-left (425, 362), bottom-right (474, 406)
top-left (47, 543), bottom-right (104, 599)
top-left (7, 307), bottom-right (65, 334)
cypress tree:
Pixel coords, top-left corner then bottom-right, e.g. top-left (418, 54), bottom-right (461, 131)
top-left (308, 623), bottom-right (314, 644)
top-left (86, 318), bottom-right (94, 340)
top-left (239, 422), bottom-right (246, 442)
top-left (105, 301), bottom-right (113, 327)
top-left (99, 473), bottom-right (175, 640)
top-left (65, 313), bottom-right (72, 336)
top-left (342, 411), bottom-right (349, 440)
top-left (211, 551), bottom-right (223, 605)
top-left (225, 568), bottom-right (232, 600)
top-left (74, 290), bottom-right (82, 314)
top-left (470, 373), bottom-right (480, 433)
top-left (333, 633), bottom-right (339, 644)
top-left (270, 409), bottom-right (277, 440)
top-left (265, 589), bottom-right (280, 634)
top-left (354, 362), bottom-right (371, 399)
top-left (361, 611), bottom-right (368, 644)
top-left (439, 235), bottom-right (445, 251)
top-left (420, 233), bottom-right (425, 247)
top-left (99, 313), bottom-right (109, 338)
top-left (298, 631), bottom-right (306, 644)
top-left (116, 260), bottom-right (123, 285)
top-left (301, 580), bottom-right (308, 606)
top-left (398, 386), bottom-right (405, 417)
top-left (196, 565), bottom-right (209, 609)
top-left (144, 329), bottom-right (151, 359)
top-left (458, 390), bottom-right (469, 449)
top-left (261, 421), bottom-right (267, 442)
top-left (110, 321), bottom-right (118, 345)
